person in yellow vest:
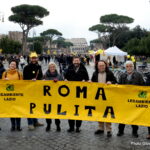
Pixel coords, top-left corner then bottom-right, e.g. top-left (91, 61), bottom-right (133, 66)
top-left (2, 59), bottom-right (23, 131)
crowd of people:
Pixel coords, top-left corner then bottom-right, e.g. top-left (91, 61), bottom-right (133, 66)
top-left (0, 52), bottom-right (149, 139)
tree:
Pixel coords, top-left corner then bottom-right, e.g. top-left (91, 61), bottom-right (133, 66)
top-left (53, 37), bottom-right (73, 49)
top-left (100, 14), bottom-right (134, 46)
top-left (109, 26), bottom-right (130, 48)
top-left (89, 24), bottom-right (111, 48)
top-left (123, 34), bottom-right (150, 56)
top-left (100, 14), bottom-right (134, 27)
top-left (0, 36), bottom-right (22, 54)
top-left (32, 41), bottom-right (43, 54)
top-left (89, 14), bottom-right (134, 48)
top-left (123, 38), bottom-right (141, 55)
top-left (114, 25), bottom-right (148, 48)
top-left (27, 36), bottom-right (45, 43)
top-left (89, 24), bottom-right (108, 36)
top-left (131, 25), bottom-right (148, 39)
top-left (9, 4), bottom-right (49, 54)
top-left (40, 29), bottom-right (62, 49)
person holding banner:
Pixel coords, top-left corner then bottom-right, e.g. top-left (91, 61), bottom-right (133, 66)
top-left (23, 52), bottom-right (44, 130)
top-left (65, 56), bottom-right (89, 132)
top-left (147, 128), bottom-right (150, 139)
top-left (43, 62), bottom-right (63, 132)
top-left (117, 61), bottom-right (144, 138)
top-left (0, 60), bottom-right (5, 79)
top-left (2, 59), bottom-right (23, 131)
top-left (0, 59), bottom-right (5, 130)
top-left (91, 60), bottom-right (117, 137)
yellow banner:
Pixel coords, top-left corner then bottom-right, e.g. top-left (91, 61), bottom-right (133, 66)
top-left (0, 80), bottom-right (149, 126)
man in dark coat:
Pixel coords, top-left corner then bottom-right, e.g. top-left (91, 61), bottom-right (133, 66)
top-left (91, 60), bottom-right (117, 137)
top-left (23, 52), bottom-right (43, 130)
top-left (65, 56), bottom-right (89, 132)
top-left (117, 61), bottom-right (144, 138)
top-left (0, 61), bottom-right (5, 79)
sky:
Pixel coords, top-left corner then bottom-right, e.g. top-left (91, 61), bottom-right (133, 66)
top-left (0, 0), bottom-right (150, 44)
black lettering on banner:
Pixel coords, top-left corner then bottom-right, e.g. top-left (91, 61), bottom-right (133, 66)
top-left (57, 104), bottom-right (67, 115)
top-left (76, 86), bottom-right (87, 98)
top-left (103, 106), bottom-right (115, 118)
top-left (95, 88), bottom-right (106, 100)
top-left (30, 103), bottom-right (36, 114)
top-left (43, 86), bottom-right (51, 96)
top-left (85, 106), bottom-right (95, 116)
top-left (58, 85), bottom-right (70, 97)
top-left (44, 104), bottom-right (51, 114)
top-left (74, 105), bottom-right (79, 116)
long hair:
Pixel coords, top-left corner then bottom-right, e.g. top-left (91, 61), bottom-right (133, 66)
top-left (95, 60), bottom-right (109, 73)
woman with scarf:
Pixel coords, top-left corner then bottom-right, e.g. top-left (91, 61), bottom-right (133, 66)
top-left (2, 59), bottom-right (23, 131)
top-left (43, 62), bottom-right (63, 132)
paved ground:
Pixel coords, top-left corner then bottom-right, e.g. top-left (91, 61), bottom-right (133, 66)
top-left (1, 60), bottom-right (150, 150)
top-left (0, 119), bottom-right (150, 150)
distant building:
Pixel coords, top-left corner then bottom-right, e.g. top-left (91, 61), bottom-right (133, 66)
top-left (45, 40), bottom-right (57, 49)
top-left (66, 38), bottom-right (88, 53)
top-left (8, 31), bottom-right (23, 43)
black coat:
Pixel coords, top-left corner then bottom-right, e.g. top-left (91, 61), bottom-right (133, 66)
top-left (91, 70), bottom-right (117, 83)
top-left (118, 71), bottom-right (144, 85)
top-left (0, 65), bottom-right (5, 79)
top-left (65, 63), bottom-right (89, 81)
top-left (23, 63), bottom-right (43, 80)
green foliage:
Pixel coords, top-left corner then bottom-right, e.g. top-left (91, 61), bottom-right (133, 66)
top-left (89, 13), bottom-right (149, 50)
top-left (33, 41), bottom-right (43, 54)
top-left (9, 4), bottom-right (49, 28)
top-left (115, 26), bottom-right (148, 48)
top-left (124, 34), bottom-right (150, 56)
top-left (89, 24), bottom-right (108, 32)
top-left (40, 29), bottom-right (62, 49)
top-left (100, 14), bottom-right (134, 25)
top-left (53, 37), bottom-right (73, 48)
top-left (131, 25), bottom-right (148, 39)
top-left (9, 4), bottom-right (49, 54)
top-left (27, 36), bottom-right (45, 42)
top-left (40, 29), bottom-right (62, 39)
top-left (64, 42), bottom-right (73, 48)
top-left (100, 14), bottom-right (134, 46)
top-left (90, 39), bottom-right (103, 44)
top-left (0, 36), bottom-right (22, 54)
top-left (29, 41), bottom-right (43, 54)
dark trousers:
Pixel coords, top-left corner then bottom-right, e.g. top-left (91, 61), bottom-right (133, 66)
top-left (10, 118), bottom-right (21, 128)
top-left (148, 127), bottom-right (150, 134)
top-left (68, 120), bottom-right (82, 129)
top-left (27, 118), bottom-right (38, 125)
top-left (46, 119), bottom-right (60, 127)
top-left (118, 124), bottom-right (138, 133)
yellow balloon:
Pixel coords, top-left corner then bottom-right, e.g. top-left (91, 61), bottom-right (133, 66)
top-left (127, 55), bottom-right (130, 58)
top-left (131, 58), bottom-right (135, 62)
top-left (96, 49), bottom-right (104, 55)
